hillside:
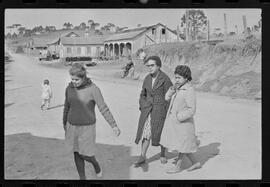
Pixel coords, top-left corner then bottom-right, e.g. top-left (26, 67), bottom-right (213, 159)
top-left (143, 34), bottom-right (261, 99)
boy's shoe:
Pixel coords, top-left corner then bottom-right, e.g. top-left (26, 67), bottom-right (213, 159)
top-left (134, 155), bottom-right (146, 167)
top-left (187, 162), bottom-right (201, 172)
top-left (160, 157), bottom-right (168, 164)
top-left (166, 165), bottom-right (181, 174)
top-left (96, 169), bottom-right (103, 178)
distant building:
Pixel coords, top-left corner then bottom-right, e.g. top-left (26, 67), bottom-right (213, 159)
top-left (51, 36), bottom-right (106, 58)
top-left (104, 23), bottom-right (179, 58)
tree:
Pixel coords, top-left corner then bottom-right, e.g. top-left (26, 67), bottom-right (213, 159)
top-left (6, 25), bottom-right (15, 34)
top-left (79, 22), bottom-right (87, 30)
top-left (45, 26), bottom-right (56, 32)
top-left (181, 9), bottom-right (207, 40)
top-left (63, 22), bottom-right (73, 30)
top-left (92, 23), bottom-right (100, 30)
top-left (32, 25), bottom-right (44, 33)
top-left (101, 23), bottom-right (116, 32)
top-left (5, 33), bottom-right (12, 39)
top-left (88, 20), bottom-right (94, 26)
top-left (11, 33), bottom-right (18, 39)
top-left (116, 26), bottom-right (128, 33)
top-left (18, 27), bottom-right (26, 35)
top-left (253, 25), bottom-right (259, 32)
top-left (87, 20), bottom-right (100, 30)
top-left (137, 24), bottom-right (141, 27)
top-left (24, 29), bottom-right (32, 37)
top-left (12, 24), bottom-right (22, 28)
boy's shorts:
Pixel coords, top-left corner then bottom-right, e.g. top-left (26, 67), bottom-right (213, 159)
top-left (65, 122), bottom-right (96, 156)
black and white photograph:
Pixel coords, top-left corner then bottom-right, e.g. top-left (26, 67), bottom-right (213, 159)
top-left (4, 8), bottom-right (261, 180)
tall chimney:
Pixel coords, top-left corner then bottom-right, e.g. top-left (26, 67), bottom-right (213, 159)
top-left (207, 20), bottom-right (210, 41)
top-left (242, 15), bottom-right (247, 35)
top-left (185, 9), bottom-right (190, 41)
top-left (223, 13), bottom-right (228, 39)
top-left (235, 25), bottom-right (238, 35)
top-left (177, 25), bottom-right (180, 41)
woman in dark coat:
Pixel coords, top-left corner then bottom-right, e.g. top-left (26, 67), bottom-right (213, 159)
top-left (134, 56), bottom-right (173, 166)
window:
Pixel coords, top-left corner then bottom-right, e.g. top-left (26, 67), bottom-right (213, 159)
top-left (152, 28), bottom-right (156, 35)
top-left (77, 47), bottom-right (81, 54)
top-left (162, 28), bottom-right (166, 34)
top-left (87, 46), bottom-right (91, 54)
top-left (67, 47), bottom-right (72, 54)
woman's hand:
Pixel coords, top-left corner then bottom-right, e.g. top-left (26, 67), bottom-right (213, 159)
top-left (63, 124), bottom-right (67, 131)
top-left (113, 126), bottom-right (121, 137)
top-left (171, 83), bottom-right (181, 90)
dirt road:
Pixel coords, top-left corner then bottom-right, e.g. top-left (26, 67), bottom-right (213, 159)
top-left (5, 53), bottom-right (261, 179)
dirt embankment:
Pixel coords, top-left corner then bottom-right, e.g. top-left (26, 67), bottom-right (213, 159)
top-left (143, 35), bottom-right (261, 100)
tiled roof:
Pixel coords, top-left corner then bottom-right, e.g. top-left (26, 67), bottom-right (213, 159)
top-left (32, 30), bottom-right (86, 47)
top-left (60, 36), bottom-right (108, 45)
top-left (104, 29), bottom-right (147, 42)
top-left (104, 23), bottom-right (176, 42)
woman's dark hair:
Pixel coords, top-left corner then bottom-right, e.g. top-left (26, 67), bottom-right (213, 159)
top-left (69, 62), bottom-right (87, 78)
top-left (43, 79), bottom-right (49, 85)
top-left (144, 56), bottom-right (162, 67)
top-left (174, 65), bottom-right (192, 81)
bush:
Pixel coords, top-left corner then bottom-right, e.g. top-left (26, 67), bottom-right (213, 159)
top-left (15, 46), bottom-right (24, 53)
top-left (65, 56), bottom-right (92, 62)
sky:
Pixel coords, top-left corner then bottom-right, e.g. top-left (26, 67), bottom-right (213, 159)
top-left (5, 9), bottom-right (261, 34)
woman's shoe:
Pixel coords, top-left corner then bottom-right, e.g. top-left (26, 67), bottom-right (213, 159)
top-left (134, 155), bottom-right (146, 167)
top-left (187, 162), bottom-right (201, 172)
top-left (166, 165), bottom-right (181, 174)
top-left (96, 169), bottom-right (103, 178)
top-left (160, 157), bottom-right (168, 164)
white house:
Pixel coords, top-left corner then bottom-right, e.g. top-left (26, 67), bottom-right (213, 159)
top-left (104, 23), bottom-right (180, 58)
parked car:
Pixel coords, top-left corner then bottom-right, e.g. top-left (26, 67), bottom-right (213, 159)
top-left (85, 61), bottom-right (97, 67)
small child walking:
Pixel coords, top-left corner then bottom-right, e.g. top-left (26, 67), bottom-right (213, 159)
top-left (41, 79), bottom-right (53, 110)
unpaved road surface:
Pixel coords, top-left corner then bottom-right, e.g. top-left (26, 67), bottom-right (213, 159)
top-left (5, 53), bottom-right (261, 180)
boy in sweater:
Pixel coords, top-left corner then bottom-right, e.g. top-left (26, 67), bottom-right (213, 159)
top-left (63, 63), bottom-right (121, 179)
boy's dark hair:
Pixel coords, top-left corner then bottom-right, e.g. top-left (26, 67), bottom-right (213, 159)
top-left (144, 56), bottom-right (162, 67)
top-left (44, 79), bottom-right (49, 85)
top-left (174, 65), bottom-right (192, 81)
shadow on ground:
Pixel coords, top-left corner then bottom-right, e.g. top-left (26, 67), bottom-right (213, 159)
top-left (5, 103), bottom-right (14, 108)
top-left (48, 104), bottom-right (64, 110)
top-left (5, 133), bottom-right (132, 180)
top-left (132, 142), bottom-right (221, 172)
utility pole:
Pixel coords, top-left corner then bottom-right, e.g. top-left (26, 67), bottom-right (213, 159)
top-left (242, 15), bottom-right (247, 35)
top-left (177, 25), bottom-right (180, 41)
top-left (207, 19), bottom-right (210, 41)
top-left (223, 13), bottom-right (228, 39)
top-left (165, 25), bottom-right (167, 43)
top-left (185, 9), bottom-right (190, 41)
top-left (235, 25), bottom-right (238, 35)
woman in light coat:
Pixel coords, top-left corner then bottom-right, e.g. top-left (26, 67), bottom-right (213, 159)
top-left (160, 65), bottom-right (201, 173)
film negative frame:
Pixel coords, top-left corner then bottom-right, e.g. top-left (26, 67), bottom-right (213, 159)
top-left (1, 0), bottom-right (269, 186)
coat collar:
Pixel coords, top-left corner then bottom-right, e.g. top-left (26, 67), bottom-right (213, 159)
top-left (179, 82), bottom-right (191, 90)
top-left (146, 70), bottom-right (167, 91)
top-left (69, 77), bottom-right (93, 89)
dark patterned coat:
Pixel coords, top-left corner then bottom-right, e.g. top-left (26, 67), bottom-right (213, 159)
top-left (135, 70), bottom-right (173, 146)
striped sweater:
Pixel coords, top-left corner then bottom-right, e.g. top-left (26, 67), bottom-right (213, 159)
top-left (63, 78), bottom-right (117, 127)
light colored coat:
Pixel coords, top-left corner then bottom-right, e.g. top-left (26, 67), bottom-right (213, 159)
top-left (160, 82), bottom-right (198, 153)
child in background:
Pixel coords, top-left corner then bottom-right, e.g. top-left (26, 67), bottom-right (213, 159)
top-left (41, 79), bottom-right (53, 110)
